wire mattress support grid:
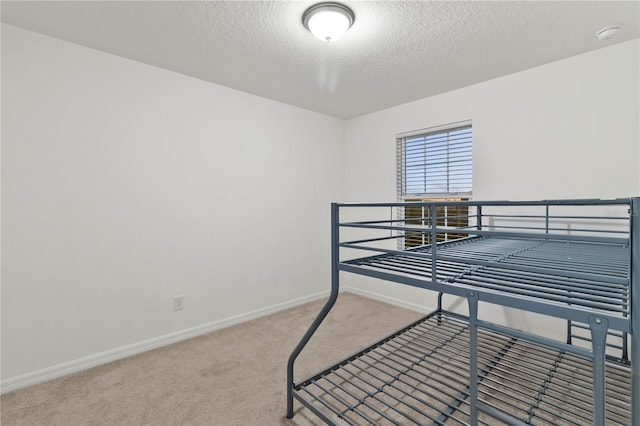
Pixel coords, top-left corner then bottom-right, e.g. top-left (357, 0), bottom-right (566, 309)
top-left (286, 198), bottom-right (638, 425)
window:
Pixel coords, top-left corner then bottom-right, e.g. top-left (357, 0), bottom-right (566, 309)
top-left (403, 200), bottom-right (470, 247)
top-left (397, 123), bottom-right (472, 248)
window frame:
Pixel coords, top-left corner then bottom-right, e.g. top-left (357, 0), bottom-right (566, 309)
top-left (397, 121), bottom-right (472, 249)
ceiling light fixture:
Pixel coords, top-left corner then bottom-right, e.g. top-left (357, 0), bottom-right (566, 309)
top-left (302, 2), bottom-right (355, 42)
top-left (595, 25), bottom-right (622, 41)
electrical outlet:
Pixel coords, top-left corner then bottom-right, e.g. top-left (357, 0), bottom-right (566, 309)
top-left (173, 295), bottom-right (184, 311)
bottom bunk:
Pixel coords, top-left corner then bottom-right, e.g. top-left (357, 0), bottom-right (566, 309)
top-left (292, 311), bottom-right (631, 426)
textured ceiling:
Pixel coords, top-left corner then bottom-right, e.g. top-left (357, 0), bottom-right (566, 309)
top-left (2, 1), bottom-right (638, 119)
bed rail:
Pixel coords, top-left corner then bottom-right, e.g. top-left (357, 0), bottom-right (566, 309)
top-left (338, 198), bottom-right (632, 325)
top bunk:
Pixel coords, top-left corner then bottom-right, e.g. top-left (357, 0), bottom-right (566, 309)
top-left (334, 198), bottom-right (637, 332)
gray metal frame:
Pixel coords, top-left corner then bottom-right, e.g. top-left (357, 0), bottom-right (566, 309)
top-left (287, 198), bottom-right (638, 425)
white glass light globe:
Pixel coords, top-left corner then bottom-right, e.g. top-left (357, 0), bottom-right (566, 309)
top-left (302, 3), bottom-right (355, 43)
top-left (308, 9), bottom-right (351, 42)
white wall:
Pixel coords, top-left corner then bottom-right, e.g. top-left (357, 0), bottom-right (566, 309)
top-left (3, 22), bottom-right (639, 390)
top-left (1, 24), bottom-right (344, 386)
top-left (343, 39), bottom-right (640, 338)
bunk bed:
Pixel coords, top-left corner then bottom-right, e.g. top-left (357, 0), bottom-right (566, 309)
top-left (286, 198), bottom-right (638, 425)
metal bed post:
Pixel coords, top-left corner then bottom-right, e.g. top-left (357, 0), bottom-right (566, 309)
top-left (553, 201), bottom-right (575, 348)
top-left (589, 316), bottom-right (608, 425)
top-left (286, 203), bottom-right (341, 419)
top-left (430, 204), bottom-right (437, 284)
top-left (631, 197), bottom-right (640, 426)
top-left (436, 292), bottom-right (445, 326)
top-left (468, 291), bottom-right (479, 425)
top-left (566, 323), bottom-right (573, 345)
top-left (432, 204), bottom-right (444, 325)
top-left (545, 203), bottom-right (550, 234)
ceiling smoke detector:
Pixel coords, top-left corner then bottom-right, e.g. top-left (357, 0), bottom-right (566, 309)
top-left (595, 26), bottom-right (622, 41)
top-left (302, 2), bottom-right (355, 42)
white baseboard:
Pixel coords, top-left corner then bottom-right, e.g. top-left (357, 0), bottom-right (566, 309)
top-left (343, 286), bottom-right (434, 314)
top-left (1, 288), bottom-right (429, 394)
top-left (1, 290), bottom-right (329, 394)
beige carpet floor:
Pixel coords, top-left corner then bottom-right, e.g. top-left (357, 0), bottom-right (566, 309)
top-left (1, 293), bottom-right (423, 425)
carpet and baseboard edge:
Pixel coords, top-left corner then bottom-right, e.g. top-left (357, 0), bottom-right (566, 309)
top-left (1, 287), bottom-right (428, 394)
top-left (1, 290), bottom-right (331, 394)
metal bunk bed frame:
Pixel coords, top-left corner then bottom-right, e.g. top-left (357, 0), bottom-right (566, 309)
top-left (286, 198), bottom-right (639, 425)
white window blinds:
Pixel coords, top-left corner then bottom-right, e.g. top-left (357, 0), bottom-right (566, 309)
top-left (398, 125), bottom-right (472, 197)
